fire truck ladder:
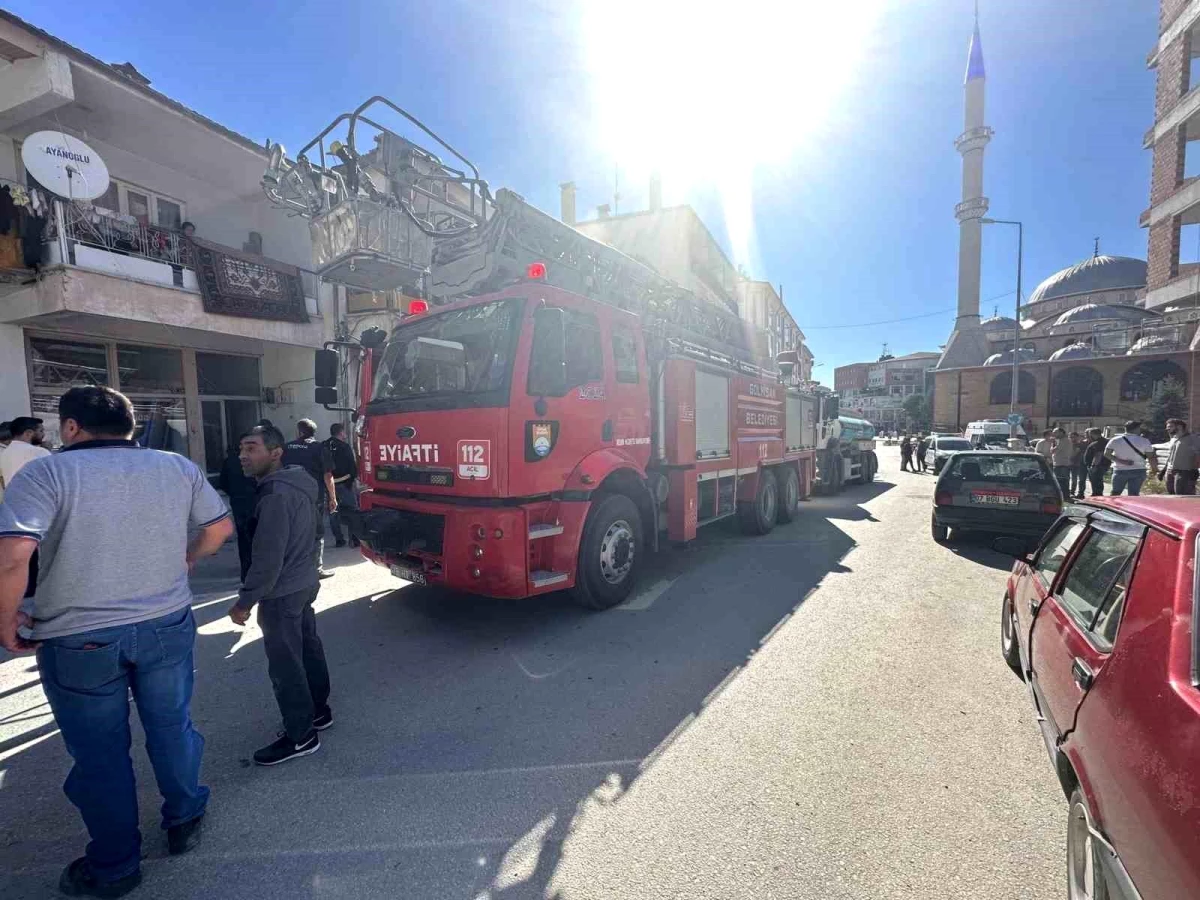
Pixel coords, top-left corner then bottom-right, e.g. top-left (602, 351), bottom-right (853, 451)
top-left (262, 96), bottom-right (757, 363)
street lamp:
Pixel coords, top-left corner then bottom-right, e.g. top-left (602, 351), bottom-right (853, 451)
top-left (981, 217), bottom-right (1023, 440)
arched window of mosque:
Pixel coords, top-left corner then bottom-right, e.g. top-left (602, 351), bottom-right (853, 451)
top-left (1121, 360), bottom-right (1187, 402)
top-left (1050, 367), bottom-right (1103, 417)
top-left (989, 370), bottom-right (1036, 405)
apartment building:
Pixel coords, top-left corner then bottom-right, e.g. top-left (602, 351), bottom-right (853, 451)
top-left (0, 11), bottom-right (338, 478)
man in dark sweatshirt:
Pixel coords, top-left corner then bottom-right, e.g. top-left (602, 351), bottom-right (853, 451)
top-left (227, 424), bottom-right (332, 766)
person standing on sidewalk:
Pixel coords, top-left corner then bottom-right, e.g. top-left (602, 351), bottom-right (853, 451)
top-left (323, 423), bottom-right (359, 548)
top-left (218, 440), bottom-right (258, 581)
top-left (0, 386), bottom-right (231, 898)
top-left (1159, 418), bottom-right (1200, 495)
top-left (229, 425), bottom-right (332, 766)
top-left (1104, 420), bottom-right (1158, 497)
top-left (1083, 428), bottom-right (1108, 497)
top-left (0, 415), bottom-right (50, 488)
top-left (1049, 427), bottom-right (1074, 496)
top-left (283, 419), bottom-right (337, 579)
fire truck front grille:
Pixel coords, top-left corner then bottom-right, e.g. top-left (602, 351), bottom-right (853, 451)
top-left (355, 507), bottom-right (445, 557)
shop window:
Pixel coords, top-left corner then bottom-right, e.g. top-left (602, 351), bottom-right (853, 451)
top-left (28, 337), bottom-right (110, 449)
top-left (116, 344), bottom-right (184, 395)
top-left (347, 289), bottom-right (392, 313)
top-left (196, 352), bottom-right (261, 396)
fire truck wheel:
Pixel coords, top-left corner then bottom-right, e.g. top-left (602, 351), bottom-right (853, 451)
top-left (739, 469), bottom-right (778, 536)
top-left (864, 452), bottom-right (877, 483)
top-left (776, 467), bottom-right (800, 524)
top-left (571, 493), bottom-right (643, 610)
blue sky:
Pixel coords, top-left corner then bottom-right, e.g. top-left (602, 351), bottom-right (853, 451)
top-left (13, 0), bottom-right (1157, 384)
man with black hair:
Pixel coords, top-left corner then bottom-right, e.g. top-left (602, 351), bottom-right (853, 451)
top-left (323, 422), bottom-right (359, 548)
top-left (283, 418), bottom-right (336, 578)
top-left (0, 414), bottom-right (49, 488)
top-left (230, 424), bottom-right (331, 766)
top-left (0, 386), bottom-right (231, 897)
top-left (1104, 420), bottom-right (1158, 497)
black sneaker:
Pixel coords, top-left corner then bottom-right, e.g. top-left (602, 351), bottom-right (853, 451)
top-left (276, 708), bottom-right (332, 739)
top-left (253, 731), bottom-right (320, 766)
top-left (59, 858), bottom-right (141, 898)
top-left (167, 813), bottom-right (204, 856)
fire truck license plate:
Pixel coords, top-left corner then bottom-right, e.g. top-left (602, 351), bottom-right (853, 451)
top-left (390, 564), bottom-right (427, 585)
top-left (970, 491), bottom-right (1019, 506)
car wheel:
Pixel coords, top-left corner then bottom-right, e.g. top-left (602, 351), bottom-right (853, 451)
top-left (570, 494), bottom-right (642, 611)
top-left (739, 469), bottom-right (778, 535)
top-left (931, 515), bottom-right (948, 544)
top-left (1067, 787), bottom-right (1111, 900)
top-left (1001, 593), bottom-right (1024, 681)
top-left (776, 467), bottom-right (800, 524)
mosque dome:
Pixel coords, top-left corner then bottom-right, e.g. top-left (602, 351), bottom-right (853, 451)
top-left (1048, 342), bottom-right (1094, 361)
top-left (1052, 303), bottom-right (1155, 328)
top-left (980, 315), bottom-right (1018, 330)
top-left (1028, 255), bottom-right (1147, 306)
top-left (1127, 334), bottom-right (1179, 355)
top-left (984, 347), bottom-right (1038, 366)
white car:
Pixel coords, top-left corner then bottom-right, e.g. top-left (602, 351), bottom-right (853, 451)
top-left (930, 436), bottom-right (973, 473)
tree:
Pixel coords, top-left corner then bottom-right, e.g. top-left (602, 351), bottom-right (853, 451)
top-left (902, 393), bottom-right (932, 432)
top-left (1144, 376), bottom-right (1188, 442)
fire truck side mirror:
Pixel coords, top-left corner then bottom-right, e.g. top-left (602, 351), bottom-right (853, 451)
top-left (315, 386), bottom-right (339, 406)
top-left (528, 307), bottom-right (567, 397)
top-left (315, 349), bottom-right (340, 388)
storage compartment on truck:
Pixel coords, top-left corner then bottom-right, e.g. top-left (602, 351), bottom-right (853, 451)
top-left (695, 369), bottom-right (730, 458)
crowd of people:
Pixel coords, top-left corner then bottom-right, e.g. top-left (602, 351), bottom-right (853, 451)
top-left (887, 418), bottom-right (1200, 497)
top-left (0, 387), bottom-right (362, 898)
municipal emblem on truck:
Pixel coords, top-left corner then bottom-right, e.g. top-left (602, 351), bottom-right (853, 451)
top-left (532, 423), bottom-right (553, 457)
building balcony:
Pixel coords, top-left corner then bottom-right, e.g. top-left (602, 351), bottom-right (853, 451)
top-left (1, 200), bottom-right (329, 349)
top-left (1144, 175), bottom-right (1200, 228)
top-left (1143, 265), bottom-right (1200, 311)
top-left (1150, 0), bottom-right (1200, 66)
top-left (1145, 81), bottom-right (1200, 148)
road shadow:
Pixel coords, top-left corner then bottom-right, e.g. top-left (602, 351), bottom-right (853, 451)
top-left (0, 498), bottom-right (861, 900)
top-left (812, 478), bottom-right (894, 523)
top-left (945, 531), bottom-right (1025, 572)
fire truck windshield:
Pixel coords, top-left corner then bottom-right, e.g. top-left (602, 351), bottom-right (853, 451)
top-left (370, 299), bottom-right (522, 408)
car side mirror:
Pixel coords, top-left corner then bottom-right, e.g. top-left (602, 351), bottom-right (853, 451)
top-left (992, 536), bottom-right (1032, 562)
top-left (315, 348), bottom-right (340, 388)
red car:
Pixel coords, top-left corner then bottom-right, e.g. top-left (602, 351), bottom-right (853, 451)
top-left (996, 497), bottom-right (1200, 900)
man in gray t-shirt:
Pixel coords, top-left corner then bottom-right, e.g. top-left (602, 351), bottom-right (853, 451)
top-left (0, 386), bottom-right (232, 897)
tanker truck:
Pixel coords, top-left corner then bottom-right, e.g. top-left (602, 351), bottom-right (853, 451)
top-left (814, 414), bottom-right (878, 493)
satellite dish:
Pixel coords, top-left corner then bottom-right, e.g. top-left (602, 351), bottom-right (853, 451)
top-left (21, 130), bottom-right (110, 201)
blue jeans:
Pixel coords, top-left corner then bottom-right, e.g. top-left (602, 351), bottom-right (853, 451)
top-left (1111, 469), bottom-right (1147, 496)
top-left (37, 607), bottom-right (208, 883)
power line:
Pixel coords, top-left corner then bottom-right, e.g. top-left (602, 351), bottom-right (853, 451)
top-left (803, 307), bottom-right (956, 330)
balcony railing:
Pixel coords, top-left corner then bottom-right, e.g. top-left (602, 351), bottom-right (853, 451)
top-left (41, 199), bottom-right (322, 315)
top-left (48, 199), bottom-right (193, 267)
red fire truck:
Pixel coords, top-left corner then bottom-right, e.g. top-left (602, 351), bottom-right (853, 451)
top-left (263, 98), bottom-right (820, 608)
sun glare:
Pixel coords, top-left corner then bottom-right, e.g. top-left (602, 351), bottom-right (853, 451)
top-left (582, 0), bottom-right (886, 261)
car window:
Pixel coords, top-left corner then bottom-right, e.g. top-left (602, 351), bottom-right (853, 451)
top-left (1057, 530), bottom-right (1139, 646)
top-left (936, 439), bottom-right (971, 452)
top-left (945, 454), bottom-right (1048, 484)
top-left (1090, 560), bottom-right (1132, 651)
top-left (1035, 520), bottom-right (1086, 583)
top-left (612, 326), bottom-right (639, 384)
top-left (564, 310), bottom-right (603, 389)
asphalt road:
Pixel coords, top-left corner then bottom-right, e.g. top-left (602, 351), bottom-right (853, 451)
top-left (0, 448), bottom-right (1065, 899)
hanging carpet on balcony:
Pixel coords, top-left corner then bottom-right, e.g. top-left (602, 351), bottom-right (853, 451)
top-left (189, 237), bottom-right (309, 323)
